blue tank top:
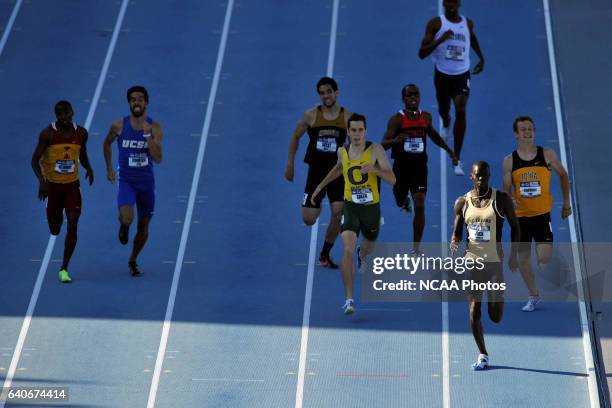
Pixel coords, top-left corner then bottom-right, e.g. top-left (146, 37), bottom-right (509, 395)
top-left (117, 116), bottom-right (154, 181)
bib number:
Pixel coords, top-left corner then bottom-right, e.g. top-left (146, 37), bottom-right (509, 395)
top-left (404, 137), bottom-right (424, 153)
top-left (445, 45), bottom-right (465, 61)
top-left (520, 181), bottom-right (541, 198)
top-left (129, 154), bottom-right (149, 168)
top-left (351, 188), bottom-right (373, 204)
top-left (54, 160), bottom-right (75, 174)
top-left (468, 224), bottom-right (491, 242)
top-left (316, 137), bottom-right (337, 153)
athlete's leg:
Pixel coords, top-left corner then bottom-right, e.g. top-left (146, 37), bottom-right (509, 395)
top-left (341, 230), bottom-right (358, 300)
top-left (46, 185), bottom-right (63, 236)
top-left (452, 94), bottom-right (469, 160)
top-left (519, 244), bottom-right (538, 297)
top-left (412, 192), bottom-right (426, 252)
top-left (469, 296), bottom-right (488, 355)
top-left (118, 180), bottom-right (137, 245)
top-left (320, 201), bottom-right (343, 268)
top-left (129, 216), bottom-right (150, 264)
top-left (535, 242), bottom-right (553, 265)
top-left (61, 211), bottom-right (80, 271)
top-left (487, 264), bottom-right (505, 323)
top-left (435, 70), bottom-right (452, 127)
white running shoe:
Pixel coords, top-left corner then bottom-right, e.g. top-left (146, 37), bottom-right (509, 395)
top-left (441, 125), bottom-right (452, 141)
top-left (342, 299), bottom-right (355, 315)
top-left (522, 295), bottom-right (541, 312)
top-left (471, 354), bottom-right (489, 370)
top-left (453, 161), bottom-right (465, 176)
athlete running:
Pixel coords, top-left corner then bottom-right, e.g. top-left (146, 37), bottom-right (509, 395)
top-left (502, 116), bottom-right (571, 311)
top-left (451, 161), bottom-right (519, 370)
top-left (382, 84), bottom-right (456, 254)
top-left (419, 0), bottom-right (485, 176)
top-left (103, 86), bottom-right (163, 276)
top-left (312, 113), bottom-right (396, 315)
top-left (31, 101), bottom-right (94, 283)
top-left (285, 77), bottom-right (353, 268)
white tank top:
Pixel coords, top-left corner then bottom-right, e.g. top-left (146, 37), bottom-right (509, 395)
top-left (432, 14), bottom-right (471, 75)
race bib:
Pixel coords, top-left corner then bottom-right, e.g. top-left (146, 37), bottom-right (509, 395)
top-left (468, 224), bottom-right (491, 242)
top-left (54, 160), bottom-right (75, 174)
top-left (404, 137), bottom-right (425, 153)
top-left (351, 188), bottom-right (373, 204)
top-left (316, 137), bottom-right (337, 153)
top-left (520, 181), bottom-right (542, 198)
top-left (445, 45), bottom-right (465, 61)
top-left (128, 153), bottom-right (149, 168)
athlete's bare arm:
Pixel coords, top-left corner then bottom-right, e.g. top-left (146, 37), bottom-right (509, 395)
top-left (419, 17), bottom-right (452, 59)
top-left (424, 112), bottom-right (456, 160)
top-left (310, 149), bottom-right (343, 206)
top-left (31, 128), bottom-right (51, 200)
top-left (362, 144), bottom-right (395, 185)
top-left (380, 113), bottom-right (403, 150)
top-left (78, 128), bottom-right (94, 185)
top-left (496, 191), bottom-right (520, 271)
top-left (467, 18), bottom-right (485, 74)
top-left (501, 154), bottom-right (517, 208)
top-left (146, 121), bottom-right (163, 164)
top-left (103, 119), bottom-right (123, 184)
top-left (544, 147), bottom-right (572, 219)
top-left (285, 108), bottom-right (315, 182)
top-left (343, 108), bottom-right (354, 128)
top-left (450, 195), bottom-right (466, 254)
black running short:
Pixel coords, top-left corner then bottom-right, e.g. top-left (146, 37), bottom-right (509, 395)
top-left (392, 160), bottom-right (428, 207)
top-left (518, 212), bottom-right (553, 243)
top-left (341, 201), bottom-right (380, 241)
top-left (434, 68), bottom-right (471, 101)
top-left (303, 164), bottom-right (344, 208)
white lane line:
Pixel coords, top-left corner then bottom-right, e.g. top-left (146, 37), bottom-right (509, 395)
top-left (542, 1), bottom-right (600, 406)
top-left (0, 1), bottom-right (130, 407)
top-left (0, 0), bottom-right (22, 58)
top-left (437, 3), bottom-right (450, 407)
top-left (145, 1), bottom-right (235, 407)
top-left (294, 1), bottom-right (340, 408)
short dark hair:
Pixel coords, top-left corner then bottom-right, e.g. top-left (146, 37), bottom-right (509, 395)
top-left (54, 100), bottom-right (73, 115)
top-left (127, 85), bottom-right (149, 103)
top-left (513, 116), bottom-right (535, 132)
top-left (347, 113), bottom-right (367, 129)
top-left (401, 83), bottom-right (419, 97)
top-left (316, 76), bottom-right (338, 92)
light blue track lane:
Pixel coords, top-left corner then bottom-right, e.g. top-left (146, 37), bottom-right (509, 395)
top-left (152, 1), bottom-right (330, 407)
top-left (0, 0), bottom-right (120, 391)
top-left (445, 1), bottom-right (590, 407)
top-left (2, 1), bottom-right (227, 407)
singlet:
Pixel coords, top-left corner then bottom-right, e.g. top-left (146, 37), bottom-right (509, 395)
top-left (117, 116), bottom-right (154, 182)
top-left (390, 109), bottom-right (428, 164)
top-left (463, 189), bottom-right (504, 263)
top-left (432, 14), bottom-right (471, 75)
top-left (304, 106), bottom-right (347, 168)
top-left (341, 142), bottom-right (380, 205)
top-left (511, 146), bottom-right (552, 217)
top-left (40, 122), bottom-right (83, 184)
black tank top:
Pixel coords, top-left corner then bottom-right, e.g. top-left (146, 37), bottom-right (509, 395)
top-left (304, 106), bottom-right (347, 168)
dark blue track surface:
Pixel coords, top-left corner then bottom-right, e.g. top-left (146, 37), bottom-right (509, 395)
top-left (0, 0), bottom-right (603, 406)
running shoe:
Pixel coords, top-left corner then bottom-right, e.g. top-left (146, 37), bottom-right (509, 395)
top-left (129, 261), bottom-right (143, 277)
top-left (342, 299), bottom-right (355, 315)
top-left (521, 295), bottom-right (541, 312)
top-left (471, 354), bottom-right (489, 370)
top-left (319, 254), bottom-right (339, 269)
top-left (441, 125), bottom-right (452, 141)
top-left (453, 161), bottom-right (465, 176)
top-left (119, 224), bottom-right (129, 245)
top-left (58, 269), bottom-right (72, 283)
top-left (399, 197), bottom-right (412, 214)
